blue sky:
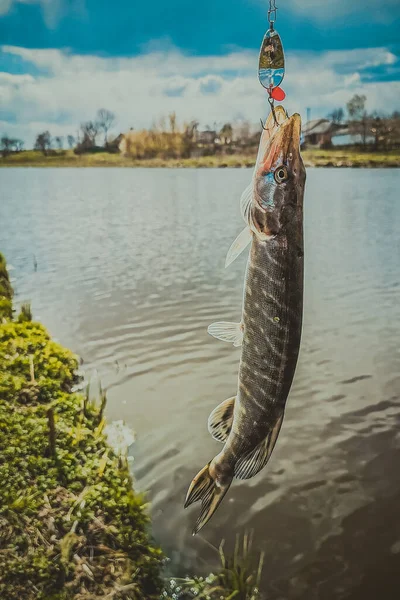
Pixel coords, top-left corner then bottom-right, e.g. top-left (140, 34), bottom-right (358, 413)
top-left (1, 0), bottom-right (399, 145)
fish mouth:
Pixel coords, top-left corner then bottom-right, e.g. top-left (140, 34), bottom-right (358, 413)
top-left (278, 112), bottom-right (301, 153)
top-left (260, 112), bottom-right (302, 172)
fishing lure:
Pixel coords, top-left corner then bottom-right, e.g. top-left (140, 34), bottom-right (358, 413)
top-left (259, 0), bottom-right (286, 125)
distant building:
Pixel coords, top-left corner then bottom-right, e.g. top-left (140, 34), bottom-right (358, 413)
top-left (107, 133), bottom-right (124, 152)
top-left (195, 130), bottom-right (218, 145)
top-left (331, 128), bottom-right (375, 147)
top-left (303, 119), bottom-right (335, 148)
top-left (118, 131), bottom-right (136, 156)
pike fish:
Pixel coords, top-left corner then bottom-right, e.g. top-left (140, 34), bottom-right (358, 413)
top-left (184, 106), bottom-right (306, 535)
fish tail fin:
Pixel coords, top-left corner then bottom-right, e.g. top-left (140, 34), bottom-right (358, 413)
top-left (184, 462), bottom-right (232, 535)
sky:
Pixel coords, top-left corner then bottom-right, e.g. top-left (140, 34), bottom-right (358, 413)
top-left (0, 0), bottom-right (399, 146)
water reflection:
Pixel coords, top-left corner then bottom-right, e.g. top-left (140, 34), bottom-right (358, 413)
top-left (0, 167), bottom-right (399, 597)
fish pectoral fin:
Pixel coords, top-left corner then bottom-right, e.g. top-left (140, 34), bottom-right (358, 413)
top-left (225, 227), bottom-right (253, 268)
top-left (207, 396), bottom-right (235, 443)
top-left (207, 321), bottom-right (243, 347)
top-left (234, 413), bottom-right (284, 480)
top-left (240, 182), bottom-right (254, 223)
top-left (184, 463), bottom-right (233, 535)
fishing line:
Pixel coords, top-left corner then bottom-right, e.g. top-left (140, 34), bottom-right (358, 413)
top-left (268, 0), bottom-right (278, 30)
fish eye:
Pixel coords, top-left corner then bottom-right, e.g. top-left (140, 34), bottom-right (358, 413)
top-left (274, 165), bottom-right (289, 184)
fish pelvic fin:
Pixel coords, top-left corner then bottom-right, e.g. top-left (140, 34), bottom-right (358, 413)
top-left (184, 463), bottom-right (232, 535)
top-left (207, 321), bottom-right (243, 347)
top-left (234, 412), bottom-right (284, 480)
top-left (208, 396), bottom-right (235, 443)
top-left (225, 227), bottom-right (253, 268)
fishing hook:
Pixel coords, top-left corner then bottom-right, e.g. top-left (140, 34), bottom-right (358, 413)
top-left (260, 96), bottom-right (278, 131)
top-left (260, 97), bottom-right (278, 130)
top-left (268, 95), bottom-right (278, 125)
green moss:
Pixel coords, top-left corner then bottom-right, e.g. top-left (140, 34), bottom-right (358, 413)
top-left (0, 253), bottom-right (13, 321)
top-left (0, 280), bottom-right (164, 598)
top-left (0, 297), bottom-right (13, 320)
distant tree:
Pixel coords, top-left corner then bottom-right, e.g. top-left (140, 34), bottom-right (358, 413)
top-left (67, 135), bottom-right (75, 149)
top-left (347, 94), bottom-right (366, 120)
top-left (219, 123), bottom-right (233, 145)
top-left (0, 136), bottom-right (24, 155)
top-left (328, 108), bottom-right (344, 124)
top-left (347, 94), bottom-right (368, 147)
top-left (234, 120), bottom-right (252, 145)
top-left (97, 109), bottom-right (116, 146)
top-left (1, 136), bottom-right (14, 157)
top-left (34, 131), bottom-right (52, 155)
top-left (156, 116), bottom-right (167, 133)
top-left (181, 120), bottom-right (198, 158)
top-left (55, 136), bottom-right (63, 150)
top-left (80, 121), bottom-right (99, 147)
top-left (13, 139), bottom-right (24, 152)
top-left (368, 112), bottom-right (399, 151)
top-left (169, 112), bottom-right (177, 134)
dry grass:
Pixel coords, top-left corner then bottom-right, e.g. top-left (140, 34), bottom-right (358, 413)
top-left (1, 148), bottom-right (399, 168)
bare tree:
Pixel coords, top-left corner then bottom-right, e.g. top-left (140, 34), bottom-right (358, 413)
top-left (1, 136), bottom-right (14, 156)
top-left (67, 135), bottom-right (75, 149)
top-left (368, 112), bottom-right (399, 151)
top-left (97, 109), bottom-right (116, 146)
top-left (347, 94), bottom-right (368, 147)
top-left (55, 136), bottom-right (63, 150)
top-left (169, 112), bottom-right (177, 134)
top-left (1, 136), bottom-right (25, 156)
top-left (14, 139), bottom-right (24, 152)
top-left (219, 123), bottom-right (233, 145)
top-left (234, 120), bottom-right (251, 145)
top-left (34, 131), bottom-right (52, 155)
top-left (328, 108), bottom-right (344, 124)
top-left (181, 120), bottom-right (198, 158)
top-left (80, 121), bottom-right (99, 147)
top-left (347, 94), bottom-right (366, 120)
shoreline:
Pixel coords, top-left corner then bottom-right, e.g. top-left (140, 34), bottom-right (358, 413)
top-left (0, 252), bottom-right (262, 600)
top-left (1, 149), bottom-right (399, 169)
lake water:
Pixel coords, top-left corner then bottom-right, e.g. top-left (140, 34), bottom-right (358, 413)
top-left (1, 167), bottom-right (400, 599)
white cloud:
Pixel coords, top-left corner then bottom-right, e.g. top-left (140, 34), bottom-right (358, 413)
top-left (0, 0), bottom-right (12, 15)
top-left (0, 44), bottom-right (399, 146)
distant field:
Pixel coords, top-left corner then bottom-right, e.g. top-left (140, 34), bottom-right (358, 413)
top-left (1, 148), bottom-right (399, 168)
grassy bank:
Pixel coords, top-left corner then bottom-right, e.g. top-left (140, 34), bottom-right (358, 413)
top-left (0, 254), bottom-right (164, 599)
top-left (1, 148), bottom-right (399, 168)
top-left (0, 253), bottom-right (263, 600)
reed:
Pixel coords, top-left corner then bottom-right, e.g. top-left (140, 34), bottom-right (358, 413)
top-left (163, 532), bottom-right (264, 600)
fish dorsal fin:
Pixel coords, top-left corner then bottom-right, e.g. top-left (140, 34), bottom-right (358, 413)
top-left (207, 396), bottom-right (235, 443)
top-left (225, 227), bottom-right (253, 268)
top-left (234, 412), bottom-right (284, 480)
top-left (207, 321), bottom-right (243, 347)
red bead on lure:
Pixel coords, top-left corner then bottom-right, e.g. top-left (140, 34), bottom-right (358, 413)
top-left (271, 86), bottom-right (286, 101)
